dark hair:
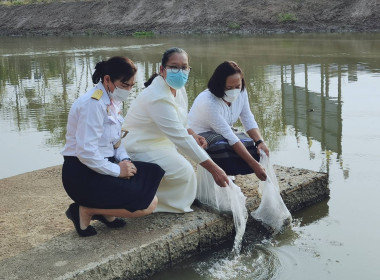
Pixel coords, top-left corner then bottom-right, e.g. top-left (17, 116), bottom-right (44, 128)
top-left (144, 47), bottom-right (188, 87)
top-left (208, 61), bottom-right (246, 98)
top-left (161, 47), bottom-right (188, 67)
top-left (92, 56), bottom-right (137, 84)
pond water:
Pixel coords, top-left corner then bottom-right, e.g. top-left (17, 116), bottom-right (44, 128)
top-left (1, 33), bottom-right (380, 279)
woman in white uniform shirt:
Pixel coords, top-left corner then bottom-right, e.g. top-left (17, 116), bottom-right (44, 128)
top-left (62, 57), bottom-right (164, 237)
top-left (188, 61), bottom-right (267, 181)
top-left (122, 48), bottom-right (229, 213)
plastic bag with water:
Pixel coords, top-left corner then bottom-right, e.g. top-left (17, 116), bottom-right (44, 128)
top-left (196, 165), bottom-right (248, 253)
top-left (251, 151), bottom-right (292, 233)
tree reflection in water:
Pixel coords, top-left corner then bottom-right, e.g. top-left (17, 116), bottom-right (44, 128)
top-left (1, 34), bottom-right (378, 179)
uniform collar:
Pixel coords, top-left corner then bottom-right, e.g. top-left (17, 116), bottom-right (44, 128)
top-left (96, 82), bottom-right (111, 105)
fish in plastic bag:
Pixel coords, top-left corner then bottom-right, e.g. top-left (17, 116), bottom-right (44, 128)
top-left (196, 165), bottom-right (248, 253)
top-left (251, 151), bottom-right (292, 234)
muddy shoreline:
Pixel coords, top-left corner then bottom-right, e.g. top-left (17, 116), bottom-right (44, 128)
top-left (0, 0), bottom-right (378, 36)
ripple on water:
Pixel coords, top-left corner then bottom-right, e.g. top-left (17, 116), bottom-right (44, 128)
top-left (194, 243), bottom-right (283, 280)
top-left (194, 221), bottom-right (304, 280)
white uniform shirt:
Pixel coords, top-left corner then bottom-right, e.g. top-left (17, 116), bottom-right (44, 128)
top-left (61, 83), bottom-right (129, 177)
top-left (122, 75), bottom-right (209, 164)
top-left (188, 88), bottom-right (258, 146)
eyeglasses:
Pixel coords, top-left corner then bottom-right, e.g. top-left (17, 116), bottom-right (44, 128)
top-left (165, 65), bottom-right (192, 74)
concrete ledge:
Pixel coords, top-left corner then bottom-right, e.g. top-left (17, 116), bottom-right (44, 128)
top-left (0, 165), bottom-right (328, 280)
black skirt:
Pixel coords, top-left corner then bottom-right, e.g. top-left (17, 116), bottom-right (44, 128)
top-left (62, 156), bottom-right (165, 212)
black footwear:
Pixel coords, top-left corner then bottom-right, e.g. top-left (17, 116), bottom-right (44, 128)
top-left (65, 203), bottom-right (97, 237)
top-left (92, 215), bottom-right (126, 228)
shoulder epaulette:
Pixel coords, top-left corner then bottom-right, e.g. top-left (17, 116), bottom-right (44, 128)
top-left (91, 89), bottom-right (103, 100)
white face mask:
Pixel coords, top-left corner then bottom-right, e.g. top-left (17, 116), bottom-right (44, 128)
top-left (109, 86), bottom-right (131, 102)
top-left (223, 89), bottom-right (241, 103)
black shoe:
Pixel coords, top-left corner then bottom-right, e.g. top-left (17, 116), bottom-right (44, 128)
top-left (65, 203), bottom-right (97, 237)
top-left (92, 215), bottom-right (126, 228)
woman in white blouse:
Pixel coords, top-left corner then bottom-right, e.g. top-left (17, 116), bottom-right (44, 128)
top-left (188, 61), bottom-right (267, 181)
top-left (62, 57), bottom-right (165, 236)
top-left (122, 48), bottom-right (229, 213)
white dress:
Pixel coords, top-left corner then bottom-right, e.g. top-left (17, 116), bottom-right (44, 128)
top-left (122, 76), bottom-right (209, 213)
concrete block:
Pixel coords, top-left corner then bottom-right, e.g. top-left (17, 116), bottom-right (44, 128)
top-left (0, 164), bottom-right (329, 280)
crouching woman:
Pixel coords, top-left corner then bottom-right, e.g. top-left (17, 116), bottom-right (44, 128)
top-left (61, 56), bottom-right (165, 237)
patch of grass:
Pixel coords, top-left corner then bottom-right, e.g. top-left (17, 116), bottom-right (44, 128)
top-left (1, 0), bottom-right (57, 6)
top-left (227, 22), bottom-right (241, 30)
top-left (278, 12), bottom-right (298, 22)
top-left (5, 0), bottom-right (25, 5)
top-left (132, 31), bottom-right (154, 37)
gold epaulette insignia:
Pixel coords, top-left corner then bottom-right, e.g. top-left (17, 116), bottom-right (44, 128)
top-left (91, 90), bottom-right (103, 100)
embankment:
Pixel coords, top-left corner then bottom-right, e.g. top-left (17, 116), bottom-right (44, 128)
top-left (0, 0), bottom-right (379, 36)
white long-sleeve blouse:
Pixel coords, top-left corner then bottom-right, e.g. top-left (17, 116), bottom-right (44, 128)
top-left (61, 83), bottom-right (129, 177)
top-left (188, 88), bottom-right (258, 146)
top-left (122, 75), bottom-right (209, 164)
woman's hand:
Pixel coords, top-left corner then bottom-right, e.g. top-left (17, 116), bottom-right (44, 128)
top-left (187, 128), bottom-right (207, 148)
top-left (257, 142), bottom-right (270, 157)
top-left (253, 163), bottom-right (267, 181)
top-left (118, 160), bottom-right (137, 179)
top-left (211, 165), bottom-right (230, 188)
top-left (246, 128), bottom-right (269, 156)
top-left (192, 134), bottom-right (207, 148)
top-left (200, 159), bottom-right (229, 188)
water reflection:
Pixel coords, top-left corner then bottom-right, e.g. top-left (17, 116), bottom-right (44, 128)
top-left (292, 198), bottom-right (329, 227)
top-left (280, 63), bottom-right (347, 176)
top-left (1, 55), bottom-right (80, 146)
top-left (0, 34), bottom-right (379, 180)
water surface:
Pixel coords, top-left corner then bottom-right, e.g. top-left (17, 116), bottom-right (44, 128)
top-left (1, 33), bottom-right (379, 279)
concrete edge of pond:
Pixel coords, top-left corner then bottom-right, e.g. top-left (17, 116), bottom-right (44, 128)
top-left (0, 165), bottom-right (329, 280)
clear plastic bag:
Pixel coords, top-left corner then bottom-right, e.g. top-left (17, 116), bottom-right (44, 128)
top-left (196, 166), bottom-right (248, 253)
top-left (251, 151), bottom-right (292, 233)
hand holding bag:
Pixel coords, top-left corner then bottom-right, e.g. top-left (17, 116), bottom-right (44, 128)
top-left (196, 166), bottom-right (248, 253)
top-left (251, 151), bottom-right (292, 233)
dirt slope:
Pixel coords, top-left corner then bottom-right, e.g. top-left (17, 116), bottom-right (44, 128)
top-left (0, 0), bottom-right (379, 36)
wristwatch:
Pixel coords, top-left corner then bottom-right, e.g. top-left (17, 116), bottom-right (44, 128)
top-left (255, 139), bottom-right (264, 146)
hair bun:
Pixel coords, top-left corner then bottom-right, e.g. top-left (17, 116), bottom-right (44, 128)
top-left (92, 61), bottom-right (107, 84)
top-left (95, 61), bottom-right (106, 71)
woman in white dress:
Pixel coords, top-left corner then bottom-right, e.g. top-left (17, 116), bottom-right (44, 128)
top-left (188, 61), bottom-right (267, 181)
top-left (122, 48), bottom-right (229, 213)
